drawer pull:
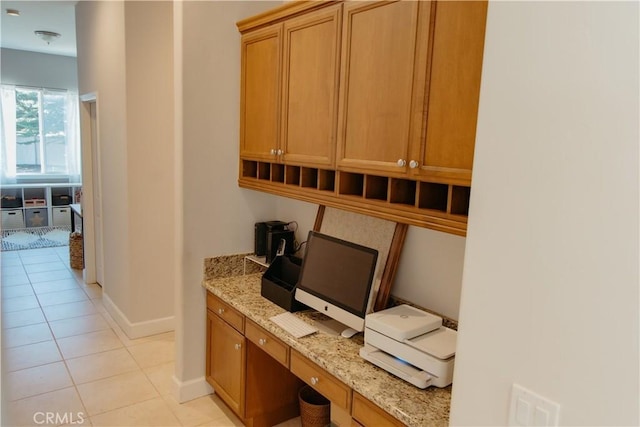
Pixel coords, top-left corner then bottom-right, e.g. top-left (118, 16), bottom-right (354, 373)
top-left (218, 308), bottom-right (225, 315)
top-left (310, 376), bottom-right (319, 385)
top-left (259, 338), bottom-right (267, 346)
top-left (234, 343), bottom-right (242, 350)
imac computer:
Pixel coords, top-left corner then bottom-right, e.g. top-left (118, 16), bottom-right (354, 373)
top-left (294, 231), bottom-right (379, 337)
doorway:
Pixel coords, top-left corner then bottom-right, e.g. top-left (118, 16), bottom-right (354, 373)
top-left (79, 94), bottom-right (104, 286)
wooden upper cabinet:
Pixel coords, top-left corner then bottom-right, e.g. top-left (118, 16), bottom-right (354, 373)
top-left (281, 5), bottom-right (342, 168)
top-left (411, 0), bottom-right (488, 185)
top-left (240, 23), bottom-right (282, 162)
top-left (336, 0), bottom-right (429, 175)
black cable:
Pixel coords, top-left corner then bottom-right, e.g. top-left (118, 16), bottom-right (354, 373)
top-left (295, 240), bottom-right (307, 254)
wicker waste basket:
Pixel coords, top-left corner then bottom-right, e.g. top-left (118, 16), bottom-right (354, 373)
top-left (298, 385), bottom-right (330, 427)
top-left (69, 232), bottom-right (84, 270)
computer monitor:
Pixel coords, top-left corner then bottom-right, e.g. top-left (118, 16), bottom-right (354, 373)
top-left (295, 231), bottom-right (378, 337)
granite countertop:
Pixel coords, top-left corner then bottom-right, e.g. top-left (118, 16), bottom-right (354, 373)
top-left (202, 272), bottom-right (451, 427)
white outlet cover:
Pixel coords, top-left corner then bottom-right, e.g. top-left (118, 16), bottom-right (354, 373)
top-left (508, 383), bottom-right (561, 426)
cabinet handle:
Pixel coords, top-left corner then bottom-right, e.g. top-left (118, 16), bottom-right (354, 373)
top-left (258, 338), bottom-right (267, 346)
top-left (397, 159), bottom-right (406, 167)
top-left (234, 343), bottom-right (242, 350)
top-left (310, 376), bottom-right (319, 385)
top-left (276, 149), bottom-right (283, 156)
top-left (409, 160), bottom-right (420, 169)
top-left (270, 149), bottom-right (277, 155)
top-left (218, 308), bottom-right (225, 315)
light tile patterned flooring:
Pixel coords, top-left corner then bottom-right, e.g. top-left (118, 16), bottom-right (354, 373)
top-left (1, 247), bottom-right (245, 427)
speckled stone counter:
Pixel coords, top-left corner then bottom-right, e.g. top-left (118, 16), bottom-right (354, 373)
top-left (202, 270), bottom-right (451, 427)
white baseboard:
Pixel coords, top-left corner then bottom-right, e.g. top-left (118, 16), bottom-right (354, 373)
top-left (102, 293), bottom-right (175, 339)
top-left (170, 375), bottom-right (213, 403)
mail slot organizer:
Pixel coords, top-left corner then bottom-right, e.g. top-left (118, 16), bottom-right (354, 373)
top-left (261, 255), bottom-right (308, 312)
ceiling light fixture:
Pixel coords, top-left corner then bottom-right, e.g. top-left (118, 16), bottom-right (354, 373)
top-left (34, 30), bottom-right (61, 45)
top-left (6, 9), bottom-right (20, 16)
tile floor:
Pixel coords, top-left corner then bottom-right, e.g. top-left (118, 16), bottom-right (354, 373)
top-left (1, 247), bottom-right (245, 427)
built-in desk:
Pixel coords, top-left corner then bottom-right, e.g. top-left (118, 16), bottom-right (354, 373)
top-left (202, 271), bottom-right (451, 427)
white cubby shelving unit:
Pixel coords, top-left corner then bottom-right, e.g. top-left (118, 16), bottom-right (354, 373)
top-left (0, 183), bottom-right (82, 230)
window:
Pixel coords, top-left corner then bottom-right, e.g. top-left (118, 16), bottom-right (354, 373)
top-left (1, 85), bottom-right (81, 183)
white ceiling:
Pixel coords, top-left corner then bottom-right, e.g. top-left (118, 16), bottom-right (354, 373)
top-left (1, 1), bottom-right (77, 57)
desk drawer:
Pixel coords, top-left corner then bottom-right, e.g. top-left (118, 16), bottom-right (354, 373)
top-left (207, 292), bottom-right (244, 333)
top-left (352, 392), bottom-right (404, 427)
top-left (290, 350), bottom-right (351, 410)
top-left (245, 319), bottom-right (289, 367)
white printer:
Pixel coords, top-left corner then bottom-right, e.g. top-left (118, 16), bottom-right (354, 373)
top-left (359, 304), bottom-right (457, 389)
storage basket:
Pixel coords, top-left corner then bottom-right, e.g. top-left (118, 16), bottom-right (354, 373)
top-left (24, 198), bottom-right (46, 207)
top-left (52, 195), bottom-right (72, 206)
top-left (69, 232), bottom-right (83, 269)
top-left (1, 209), bottom-right (25, 229)
top-left (1, 196), bottom-right (22, 208)
top-left (298, 385), bottom-right (330, 427)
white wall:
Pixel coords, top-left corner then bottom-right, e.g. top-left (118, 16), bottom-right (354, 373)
top-left (450, 2), bottom-right (639, 425)
top-left (272, 197), bottom-right (467, 320)
top-left (124, 1), bottom-right (175, 324)
top-left (174, 0), bottom-right (281, 400)
top-left (0, 48), bottom-right (78, 90)
top-left (75, 1), bottom-right (175, 332)
top-left (76, 1), bottom-right (130, 316)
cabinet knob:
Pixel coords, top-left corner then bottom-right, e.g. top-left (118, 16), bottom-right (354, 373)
top-left (258, 338), bottom-right (267, 346)
top-left (270, 149), bottom-right (277, 155)
top-left (218, 308), bottom-right (225, 315)
top-left (234, 343), bottom-right (242, 350)
top-left (276, 149), bottom-right (283, 156)
top-left (397, 159), bottom-right (406, 167)
top-left (310, 377), bottom-right (319, 385)
top-left (409, 160), bottom-right (420, 169)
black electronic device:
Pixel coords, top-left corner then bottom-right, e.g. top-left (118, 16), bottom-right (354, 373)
top-left (266, 229), bottom-right (295, 264)
top-left (255, 220), bottom-right (288, 256)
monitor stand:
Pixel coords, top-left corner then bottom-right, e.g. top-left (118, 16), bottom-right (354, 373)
top-left (313, 318), bottom-right (359, 338)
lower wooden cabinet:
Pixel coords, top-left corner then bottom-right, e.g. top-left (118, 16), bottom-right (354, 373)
top-left (206, 292), bottom-right (410, 427)
top-left (206, 295), bottom-right (302, 427)
top-left (206, 310), bottom-right (246, 415)
top-left (352, 392), bottom-right (405, 427)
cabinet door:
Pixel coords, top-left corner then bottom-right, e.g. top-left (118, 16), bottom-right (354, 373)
top-left (207, 311), bottom-right (246, 417)
top-left (240, 23), bottom-right (282, 162)
top-left (336, 0), bottom-right (430, 175)
top-left (281, 5), bottom-right (342, 168)
top-left (411, 0), bottom-right (488, 185)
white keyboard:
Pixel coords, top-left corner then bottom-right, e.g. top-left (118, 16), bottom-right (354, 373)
top-left (270, 312), bottom-right (318, 338)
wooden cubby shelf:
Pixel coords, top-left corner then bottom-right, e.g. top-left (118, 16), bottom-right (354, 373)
top-left (418, 182), bottom-right (449, 212)
top-left (365, 175), bottom-right (388, 201)
top-left (241, 160), bottom-right (336, 193)
top-left (450, 186), bottom-right (471, 216)
top-left (389, 178), bottom-right (417, 207)
top-left (238, 160), bottom-right (471, 235)
top-left (339, 172), bottom-right (364, 197)
top-left (318, 170), bottom-right (335, 192)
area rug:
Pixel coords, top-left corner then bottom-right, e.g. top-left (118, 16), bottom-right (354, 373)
top-left (1, 226), bottom-right (71, 251)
